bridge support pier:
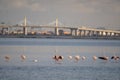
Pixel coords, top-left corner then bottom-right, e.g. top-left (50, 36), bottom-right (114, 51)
top-left (109, 32), bottom-right (112, 37)
top-left (87, 31), bottom-right (91, 37)
top-left (75, 29), bottom-right (78, 36)
top-left (82, 30), bottom-right (85, 37)
top-left (100, 31), bottom-right (103, 36)
top-left (70, 28), bottom-right (78, 36)
top-left (96, 31), bottom-right (99, 37)
top-left (70, 29), bottom-right (73, 36)
top-left (78, 30), bottom-right (82, 36)
top-left (55, 27), bottom-right (59, 36)
top-left (23, 27), bottom-right (27, 35)
top-left (105, 32), bottom-right (108, 37)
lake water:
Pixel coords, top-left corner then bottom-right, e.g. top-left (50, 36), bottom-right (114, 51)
top-left (0, 38), bottom-right (120, 80)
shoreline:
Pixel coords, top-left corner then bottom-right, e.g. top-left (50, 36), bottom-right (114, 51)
top-left (0, 35), bottom-right (120, 40)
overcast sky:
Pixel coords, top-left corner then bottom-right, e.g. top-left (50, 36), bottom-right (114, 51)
top-left (0, 0), bottom-right (120, 29)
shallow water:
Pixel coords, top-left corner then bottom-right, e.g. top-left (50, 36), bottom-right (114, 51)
top-left (0, 38), bottom-right (120, 80)
top-left (0, 65), bottom-right (120, 80)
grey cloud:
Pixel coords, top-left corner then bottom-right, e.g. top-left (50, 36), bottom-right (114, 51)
top-left (0, 0), bottom-right (120, 29)
top-left (74, 0), bottom-right (120, 13)
top-left (1, 0), bottom-right (119, 14)
top-left (0, 0), bottom-right (46, 12)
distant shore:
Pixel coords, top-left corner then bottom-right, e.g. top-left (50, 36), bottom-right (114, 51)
top-left (0, 35), bottom-right (120, 40)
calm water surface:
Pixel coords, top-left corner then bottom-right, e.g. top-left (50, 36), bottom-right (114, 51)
top-left (0, 38), bottom-right (120, 80)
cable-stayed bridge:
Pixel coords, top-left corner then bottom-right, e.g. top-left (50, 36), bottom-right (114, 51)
top-left (0, 17), bottom-right (120, 39)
